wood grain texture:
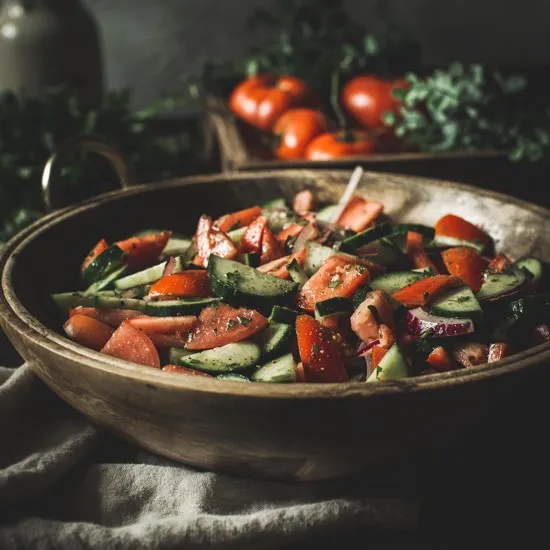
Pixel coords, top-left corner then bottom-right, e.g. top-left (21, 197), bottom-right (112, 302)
top-left (1, 170), bottom-right (549, 480)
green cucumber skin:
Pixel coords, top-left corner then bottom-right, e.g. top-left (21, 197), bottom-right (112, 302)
top-left (287, 260), bottom-right (308, 286)
top-left (177, 341), bottom-right (261, 374)
top-left (145, 297), bottom-right (221, 317)
top-left (82, 245), bottom-right (126, 287)
top-left (391, 224), bottom-right (435, 241)
top-left (513, 257), bottom-right (545, 285)
top-left (315, 297), bottom-right (353, 318)
top-left (269, 306), bottom-right (299, 325)
top-left (84, 265), bottom-right (128, 294)
top-left (207, 255), bottom-right (298, 312)
top-left (52, 292), bottom-right (147, 312)
top-left (339, 223), bottom-right (393, 253)
top-left (370, 271), bottom-right (428, 295)
top-left (252, 353), bottom-right (297, 383)
top-left (430, 286), bottom-right (482, 318)
top-left (255, 322), bottom-right (294, 360)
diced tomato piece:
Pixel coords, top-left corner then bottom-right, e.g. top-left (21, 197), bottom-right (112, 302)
top-left (186, 302), bottom-right (268, 350)
top-left (215, 206), bottom-right (262, 233)
top-left (426, 346), bottom-right (455, 372)
top-left (336, 196), bottom-right (384, 233)
top-left (441, 247), bottom-right (488, 292)
top-left (115, 231), bottom-right (172, 269)
top-left (148, 333), bottom-right (189, 348)
top-left (392, 275), bottom-right (461, 307)
top-left (371, 345), bottom-right (389, 369)
top-left (378, 324), bottom-right (395, 348)
top-left (407, 232), bottom-right (439, 273)
top-left (295, 315), bottom-right (348, 382)
top-left (488, 343), bottom-right (509, 363)
top-left (487, 252), bottom-right (512, 274)
top-left (69, 307), bottom-right (142, 327)
top-left (297, 256), bottom-right (370, 312)
top-left (64, 314), bottom-right (115, 351)
top-left (81, 238), bottom-right (108, 273)
top-left (350, 290), bottom-right (395, 343)
top-left (240, 216), bottom-right (268, 254)
top-left (260, 227), bottom-right (284, 264)
top-left (128, 315), bottom-right (197, 334)
top-left (293, 190), bottom-right (317, 214)
top-left (277, 222), bottom-right (306, 245)
top-left (148, 271), bottom-right (212, 299)
top-left (162, 364), bottom-right (213, 377)
top-left (435, 214), bottom-right (491, 250)
top-left (257, 249), bottom-right (307, 279)
top-left (194, 215), bottom-right (238, 268)
top-left (101, 321), bottom-right (161, 368)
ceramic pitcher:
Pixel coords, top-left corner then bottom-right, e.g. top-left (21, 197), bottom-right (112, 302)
top-left (0, 0), bottom-right (104, 103)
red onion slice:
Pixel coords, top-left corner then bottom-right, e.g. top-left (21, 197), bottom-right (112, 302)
top-left (356, 339), bottom-right (381, 356)
top-left (405, 308), bottom-right (474, 338)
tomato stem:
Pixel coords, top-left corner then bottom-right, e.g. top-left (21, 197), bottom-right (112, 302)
top-left (330, 71), bottom-right (355, 142)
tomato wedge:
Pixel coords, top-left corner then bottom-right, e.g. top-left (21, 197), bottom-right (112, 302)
top-left (392, 275), bottom-right (461, 307)
top-left (293, 190), bottom-right (317, 214)
top-left (186, 302), bottom-right (268, 350)
top-left (441, 247), bottom-right (488, 292)
top-left (297, 255), bottom-right (370, 312)
top-left (81, 238), bottom-right (108, 273)
top-left (336, 196), bottom-right (384, 233)
top-left (64, 315), bottom-right (115, 351)
top-left (296, 315), bottom-right (348, 382)
top-left (277, 222), bottom-right (305, 245)
top-left (194, 215), bottom-right (238, 268)
top-left (487, 252), bottom-right (512, 274)
top-left (115, 231), bottom-right (172, 269)
top-left (215, 206), bottom-right (262, 233)
top-left (128, 315), bottom-right (197, 334)
top-left (426, 346), bottom-right (455, 372)
top-left (435, 214), bottom-right (491, 250)
top-left (148, 271), bottom-right (212, 299)
top-left (260, 227), bottom-right (284, 264)
top-left (101, 321), bottom-right (161, 368)
top-left (69, 307), bottom-right (141, 327)
top-left (407, 232), bottom-right (438, 273)
top-left (371, 345), bottom-right (389, 370)
top-left (257, 249), bottom-right (307, 279)
top-left (148, 333), bottom-right (189, 348)
top-left (240, 216), bottom-right (268, 254)
top-left (162, 364), bottom-right (213, 377)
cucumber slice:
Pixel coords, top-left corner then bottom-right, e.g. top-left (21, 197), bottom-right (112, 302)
top-left (412, 266), bottom-right (435, 274)
top-left (390, 224), bottom-right (435, 241)
top-left (84, 265), bottom-right (128, 294)
top-left (315, 297), bottom-right (353, 318)
top-left (269, 305), bottom-right (299, 325)
top-left (366, 343), bottom-right (409, 382)
top-left (315, 204), bottom-right (339, 222)
top-left (227, 226), bottom-right (248, 245)
top-left (476, 269), bottom-right (526, 301)
top-left (255, 322), bottom-right (294, 359)
top-left (287, 258), bottom-right (308, 286)
top-left (145, 297), bottom-right (221, 317)
top-left (252, 353), bottom-right (297, 383)
top-left (263, 208), bottom-right (297, 234)
top-left (427, 235), bottom-right (485, 254)
top-left (82, 245), bottom-right (126, 286)
top-left (513, 257), bottom-right (545, 285)
top-left (114, 260), bottom-right (167, 290)
top-left (304, 242), bottom-right (368, 275)
top-left (352, 285), bottom-right (371, 309)
top-left (216, 373), bottom-right (251, 382)
top-left (163, 237), bottom-right (193, 257)
top-left (176, 341), bottom-right (261, 374)
top-left (365, 238), bottom-right (402, 266)
top-left (262, 198), bottom-right (286, 209)
top-left (207, 255), bottom-right (298, 311)
top-left (52, 292), bottom-right (147, 311)
top-left (370, 270), bottom-right (428, 295)
top-left (430, 286), bottom-right (482, 318)
top-left (339, 223), bottom-right (393, 253)
top-left (133, 228), bottom-right (165, 236)
top-left (169, 348), bottom-right (196, 364)
top-left (239, 252), bottom-right (261, 267)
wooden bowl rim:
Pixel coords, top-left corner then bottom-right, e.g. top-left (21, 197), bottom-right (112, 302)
top-left (1, 168), bottom-right (550, 399)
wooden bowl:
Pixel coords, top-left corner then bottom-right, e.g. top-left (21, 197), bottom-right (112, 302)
top-left (1, 155), bottom-right (549, 481)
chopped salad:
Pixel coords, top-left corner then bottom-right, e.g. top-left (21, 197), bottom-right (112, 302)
top-left (52, 180), bottom-right (550, 383)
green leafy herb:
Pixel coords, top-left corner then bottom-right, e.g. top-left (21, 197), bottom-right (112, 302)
top-left (227, 319), bottom-right (238, 330)
top-left (312, 342), bottom-right (320, 353)
top-left (328, 280), bottom-right (342, 289)
top-left (238, 316), bottom-right (252, 326)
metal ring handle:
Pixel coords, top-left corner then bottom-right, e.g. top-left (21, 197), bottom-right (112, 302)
top-left (41, 135), bottom-right (137, 213)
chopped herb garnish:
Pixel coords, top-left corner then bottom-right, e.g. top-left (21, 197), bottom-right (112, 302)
top-left (228, 221), bottom-right (241, 232)
top-left (312, 342), bottom-right (320, 353)
top-left (287, 259), bottom-right (299, 270)
top-left (456, 296), bottom-right (470, 303)
top-left (356, 265), bottom-right (366, 274)
top-left (423, 291), bottom-right (430, 299)
top-left (237, 316), bottom-right (252, 326)
top-left (227, 319), bottom-right (238, 330)
top-left (328, 280), bottom-right (342, 289)
top-left (226, 271), bottom-right (240, 285)
top-left (419, 329), bottom-right (433, 339)
top-left (296, 219), bottom-right (309, 227)
top-left (368, 305), bottom-right (383, 325)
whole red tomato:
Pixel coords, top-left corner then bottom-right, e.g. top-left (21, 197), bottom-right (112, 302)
top-left (229, 75), bottom-right (315, 132)
top-left (304, 130), bottom-right (375, 161)
top-left (341, 76), bottom-right (407, 130)
top-left (272, 108), bottom-right (333, 160)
